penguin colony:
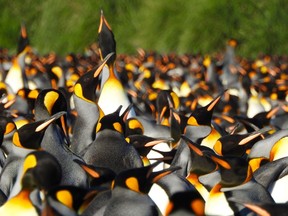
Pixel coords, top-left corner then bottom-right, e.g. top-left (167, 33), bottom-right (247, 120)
top-left (0, 11), bottom-right (288, 216)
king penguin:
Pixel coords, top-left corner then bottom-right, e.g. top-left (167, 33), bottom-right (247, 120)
top-left (83, 106), bottom-right (143, 174)
top-left (103, 163), bottom-right (178, 216)
top-left (0, 116), bottom-right (33, 198)
top-left (4, 23), bottom-right (30, 94)
top-left (97, 11), bottom-right (135, 117)
top-left (71, 52), bottom-right (114, 155)
top-left (0, 150), bottom-right (62, 216)
top-left (33, 89), bottom-right (88, 187)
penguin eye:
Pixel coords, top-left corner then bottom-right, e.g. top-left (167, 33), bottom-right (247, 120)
top-left (113, 122), bottom-right (123, 133)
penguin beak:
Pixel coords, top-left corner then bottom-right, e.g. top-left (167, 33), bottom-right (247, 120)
top-left (35, 111), bottom-right (66, 132)
top-left (206, 90), bottom-right (225, 112)
top-left (144, 138), bottom-right (174, 147)
top-left (93, 52), bottom-right (115, 78)
top-left (238, 126), bottom-right (271, 145)
top-left (121, 103), bottom-right (134, 122)
top-left (3, 98), bottom-right (16, 109)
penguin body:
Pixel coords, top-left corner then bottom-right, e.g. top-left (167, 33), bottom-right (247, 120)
top-left (84, 128), bottom-right (143, 174)
top-left (103, 163), bottom-right (177, 216)
top-left (34, 89), bottom-right (88, 187)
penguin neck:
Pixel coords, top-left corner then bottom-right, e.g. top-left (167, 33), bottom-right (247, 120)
top-left (205, 182), bottom-right (234, 215)
top-left (109, 64), bottom-right (117, 80)
top-left (186, 173), bottom-right (209, 201)
top-left (17, 52), bottom-right (29, 89)
top-left (96, 129), bottom-right (123, 140)
top-left (41, 124), bottom-right (68, 154)
top-left (71, 96), bottom-right (99, 151)
top-left (100, 64), bottom-right (119, 91)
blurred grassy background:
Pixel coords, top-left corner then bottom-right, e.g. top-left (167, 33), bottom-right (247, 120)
top-left (0, 0), bottom-right (287, 58)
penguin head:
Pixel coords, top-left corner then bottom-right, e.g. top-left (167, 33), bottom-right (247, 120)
top-left (74, 159), bottom-right (116, 188)
top-left (156, 90), bottom-right (180, 125)
top-left (26, 89), bottom-right (40, 113)
top-left (126, 134), bottom-right (173, 157)
top-left (35, 89), bottom-right (68, 119)
top-left (227, 38), bottom-right (238, 48)
top-left (170, 109), bottom-right (187, 144)
top-left (74, 52), bottom-right (115, 103)
top-left (98, 10), bottom-right (116, 67)
top-left (17, 23), bottom-right (30, 56)
top-left (210, 155), bottom-right (252, 187)
top-left (165, 191), bottom-right (205, 216)
top-left (96, 105), bottom-right (125, 134)
top-left (213, 127), bottom-right (269, 157)
top-left (12, 111), bottom-right (66, 149)
top-left (125, 117), bottom-right (144, 136)
top-left (21, 150), bottom-right (62, 191)
top-left (187, 91), bottom-right (224, 126)
top-left (112, 162), bottom-right (179, 194)
top-left (34, 89), bottom-right (70, 144)
top-left (182, 135), bottom-right (218, 176)
top-left (0, 116), bottom-right (16, 153)
top-left (46, 185), bottom-right (94, 214)
top-left (0, 115), bottom-right (16, 136)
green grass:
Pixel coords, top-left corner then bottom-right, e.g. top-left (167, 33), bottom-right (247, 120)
top-left (1, 0), bottom-right (287, 58)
